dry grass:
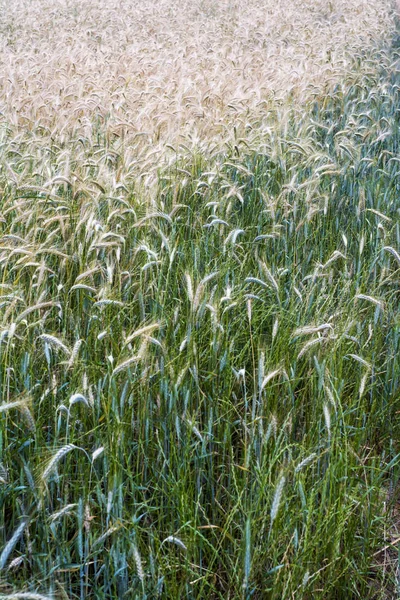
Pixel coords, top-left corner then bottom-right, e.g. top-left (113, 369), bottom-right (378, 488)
top-left (0, 0), bottom-right (394, 167)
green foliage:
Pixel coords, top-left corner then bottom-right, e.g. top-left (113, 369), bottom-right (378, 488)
top-left (0, 46), bottom-right (399, 600)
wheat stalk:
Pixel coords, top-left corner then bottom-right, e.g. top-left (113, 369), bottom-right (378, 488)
top-left (270, 475), bottom-right (286, 531)
top-left (0, 519), bottom-right (29, 570)
top-left (38, 334), bottom-right (70, 357)
top-left (41, 445), bottom-right (80, 481)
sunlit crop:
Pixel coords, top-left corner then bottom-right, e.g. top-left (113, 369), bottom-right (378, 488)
top-left (0, 1), bottom-right (399, 599)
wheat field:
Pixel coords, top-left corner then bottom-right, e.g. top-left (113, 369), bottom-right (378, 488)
top-left (0, 0), bottom-right (395, 170)
top-left (0, 1), bottom-right (400, 599)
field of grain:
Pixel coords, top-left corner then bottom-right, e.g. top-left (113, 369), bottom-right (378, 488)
top-left (0, 1), bottom-right (400, 599)
top-left (0, 0), bottom-right (395, 173)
